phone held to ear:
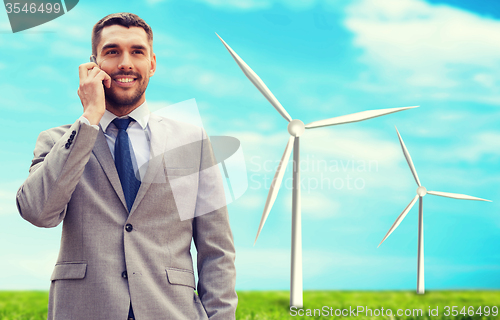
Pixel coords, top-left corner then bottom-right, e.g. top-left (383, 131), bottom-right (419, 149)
top-left (90, 55), bottom-right (97, 64)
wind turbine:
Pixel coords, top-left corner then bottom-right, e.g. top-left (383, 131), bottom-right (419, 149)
top-left (216, 33), bottom-right (417, 307)
top-left (378, 127), bottom-right (491, 294)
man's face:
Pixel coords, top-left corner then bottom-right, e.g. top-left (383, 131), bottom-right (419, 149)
top-left (96, 25), bottom-right (156, 109)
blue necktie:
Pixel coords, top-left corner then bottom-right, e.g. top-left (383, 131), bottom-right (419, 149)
top-left (112, 118), bottom-right (141, 212)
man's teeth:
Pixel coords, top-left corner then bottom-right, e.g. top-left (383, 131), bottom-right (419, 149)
top-left (116, 78), bottom-right (135, 83)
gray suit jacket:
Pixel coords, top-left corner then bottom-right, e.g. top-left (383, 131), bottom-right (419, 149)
top-left (16, 113), bottom-right (237, 319)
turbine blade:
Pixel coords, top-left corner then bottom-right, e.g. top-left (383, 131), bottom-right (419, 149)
top-left (304, 106), bottom-right (418, 129)
top-left (378, 195), bottom-right (419, 247)
top-left (216, 33), bottom-right (292, 122)
top-left (395, 126), bottom-right (421, 187)
top-left (427, 190), bottom-right (492, 202)
top-left (254, 136), bottom-right (295, 244)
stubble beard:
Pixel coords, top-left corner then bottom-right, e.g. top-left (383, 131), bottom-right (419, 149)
top-left (104, 76), bottom-right (149, 111)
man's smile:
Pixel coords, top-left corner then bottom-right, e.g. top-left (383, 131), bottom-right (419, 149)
top-left (113, 76), bottom-right (138, 87)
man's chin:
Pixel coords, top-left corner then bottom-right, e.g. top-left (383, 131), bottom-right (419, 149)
top-left (105, 90), bottom-right (143, 106)
top-left (106, 95), bottom-right (143, 109)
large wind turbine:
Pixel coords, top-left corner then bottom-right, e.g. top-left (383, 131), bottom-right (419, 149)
top-left (216, 33), bottom-right (417, 307)
top-left (378, 127), bottom-right (491, 294)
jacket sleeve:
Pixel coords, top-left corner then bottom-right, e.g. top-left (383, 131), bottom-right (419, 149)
top-left (16, 119), bottom-right (99, 228)
top-left (192, 128), bottom-right (237, 320)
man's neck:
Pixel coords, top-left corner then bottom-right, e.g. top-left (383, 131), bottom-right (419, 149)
top-left (106, 99), bottom-right (146, 117)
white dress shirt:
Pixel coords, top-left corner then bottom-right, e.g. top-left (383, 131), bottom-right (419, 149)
top-left (79, 102), bottom-right (151, 181)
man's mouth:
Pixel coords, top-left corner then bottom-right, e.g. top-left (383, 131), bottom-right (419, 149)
top-left (116, 78), bottom-right (135, 83)
top-left (114, 77), bottom-right (137, 86)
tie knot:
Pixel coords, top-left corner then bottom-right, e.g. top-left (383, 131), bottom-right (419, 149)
top-left (113, 118), bottom-right (133, 130)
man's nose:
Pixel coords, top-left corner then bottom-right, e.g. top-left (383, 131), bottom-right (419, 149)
top-left (118, 53), bottom-right (133, 69)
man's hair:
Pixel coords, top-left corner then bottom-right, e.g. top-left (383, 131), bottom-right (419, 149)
top-left (92, 12), bottom-right (153, 57)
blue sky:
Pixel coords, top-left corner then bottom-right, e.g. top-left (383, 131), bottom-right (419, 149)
top-left (0, 0), bottom-right (499, 293)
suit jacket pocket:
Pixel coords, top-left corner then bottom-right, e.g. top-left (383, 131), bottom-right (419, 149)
top-left (50, 262), bottom-right (87, 280)
top-left (165, 267), bottom-right (195, 289)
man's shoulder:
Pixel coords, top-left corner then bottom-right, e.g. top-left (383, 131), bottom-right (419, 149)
top-left (150, 113), bottom-right (206, 137)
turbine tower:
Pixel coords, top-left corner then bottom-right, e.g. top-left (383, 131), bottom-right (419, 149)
top-left (378, 127), bottom-right (491, 294)
top-left (216, 33), bottom-right (417, 307)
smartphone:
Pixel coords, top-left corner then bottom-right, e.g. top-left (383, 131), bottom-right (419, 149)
top-left (90, 55), bottom-right (97, 64)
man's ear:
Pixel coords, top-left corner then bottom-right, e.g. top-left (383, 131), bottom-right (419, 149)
top-left (150, 52), bottom-right (157, 77)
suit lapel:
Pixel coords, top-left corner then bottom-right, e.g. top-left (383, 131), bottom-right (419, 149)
top-left (129, 114), bottom-right (168, 215)
top-left (92, 128), bottom-right (128, 211)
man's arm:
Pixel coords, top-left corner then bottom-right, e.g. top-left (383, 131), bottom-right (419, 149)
top-left (193, 129), bottom-right (237, 320)
top-left (16, 62), bottom-right (111, 227)
top-left (16, 120), bottom-right (99, 227)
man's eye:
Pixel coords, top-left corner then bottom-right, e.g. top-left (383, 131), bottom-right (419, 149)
top-left (106, 50), bottom-right (118, 55)
top-left (133, 50), bottom-right (145, 55)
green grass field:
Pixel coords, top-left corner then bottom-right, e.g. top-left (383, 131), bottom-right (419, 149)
top-left (0, 291), bottom-right (499, 319)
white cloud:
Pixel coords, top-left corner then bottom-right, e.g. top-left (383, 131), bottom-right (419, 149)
top-left (303, 127), bottom-right (400, 163)
top-left (6, 251), bottom-right (57, 278)
top-left (456, 131), bottom-right (500, 162)
top-left (235, 247), bottom-right (416, 289)
top-left (195, 0), bottom-right (273, 10)
top-left (236, 248), bottom-right (351, 280)
top-left (0, 21), bottom-right (9, 30)
top-left (49, 40), bottom-right (87, 58)
top-left (0, 251), bottom-right (58, 289)
top-left (146, 0), bottom-right (274, 9)
top-left (0, 181), bottom-right (24, 216)
top-left (166, 64), bottom-right (254, 98)
top-left (426, 130), bottom-right (500, 164)
top-left (144, 0), bottom-right (331, 11)
top-left (284, 193), bottom-right (341, 219)
top-left (0, 189), bottom-right (17, 215)
top-left (233, 193), bottom-right (264, 210)
top-left (26, 64), bottom-right (69, 82)
top-left (344, 0), bottom-right (500, 90)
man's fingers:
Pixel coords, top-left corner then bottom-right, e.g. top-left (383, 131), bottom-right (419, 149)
top-left (94, 70), bottom-right (112, 88)
top-left (83, 66), bottom-right (111, 88)
top-left (86, 66), bottom-right (101, 79)
top-left (101, 72), bottom-right (112, 88)
top-left (78, 62), bottom-right (99, 84)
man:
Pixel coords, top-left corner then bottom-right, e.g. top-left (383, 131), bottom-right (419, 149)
top-left (16, 12), bottom-right (237, 320)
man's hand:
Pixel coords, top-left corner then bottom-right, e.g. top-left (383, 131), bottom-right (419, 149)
top-left (78, 62), bottom-right (112, 126)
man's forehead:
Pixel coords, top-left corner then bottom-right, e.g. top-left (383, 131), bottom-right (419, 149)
top-left (98, 25), bottom-right (150, 51)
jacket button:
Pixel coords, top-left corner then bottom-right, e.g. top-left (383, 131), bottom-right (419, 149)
top-left (65, 143), bottom-right (70, 149)
top-left (122, 271), bottom-right (128, 279)
top-left (125, 224), bottom-right (133, 232)
top-left (72, 130), bottom-right (76, 135)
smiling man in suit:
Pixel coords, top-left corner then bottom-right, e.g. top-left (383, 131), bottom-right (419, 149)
top-left (16, 12), bottom-right (237, 320)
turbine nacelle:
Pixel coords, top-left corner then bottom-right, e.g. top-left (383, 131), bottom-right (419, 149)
top-left (416, 186), bottom-right (427, 197)
top-left (288, 120), bottom-right (305, 137)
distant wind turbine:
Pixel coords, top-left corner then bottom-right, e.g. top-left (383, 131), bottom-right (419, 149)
top-left (216, 33), bottom-right (417, 307)
top-left (378, 127), bottom-right (491, 294)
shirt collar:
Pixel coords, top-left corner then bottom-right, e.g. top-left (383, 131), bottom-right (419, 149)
top-left (100, 101), bottom-right (150, 132)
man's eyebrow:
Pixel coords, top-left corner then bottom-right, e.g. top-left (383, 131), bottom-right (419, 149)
top-left (131, 45), bottom-right (148, 51)
top-left (100, 43), bottom-right (119, 52)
